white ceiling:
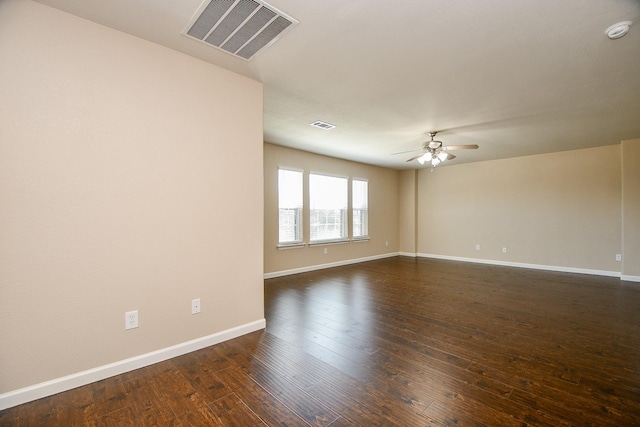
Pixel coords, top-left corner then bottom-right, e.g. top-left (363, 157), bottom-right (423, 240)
top-left (34, 0), bottom-right (640, 169)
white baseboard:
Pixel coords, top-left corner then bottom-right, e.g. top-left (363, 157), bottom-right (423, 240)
top-left (621, 275), bottom-right (640, 283)
top-left (0, 319), bottom-right (266, 411)
top-left (264, 252), bottom-right (400, 279)
top-left (398, 252), bottom-right (417, 258)
top-left (417, 253), bottom-right (621, 278)
top-left (265, 251), bottom-right (623, 280)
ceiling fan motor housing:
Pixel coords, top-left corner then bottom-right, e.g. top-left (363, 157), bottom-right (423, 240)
top-left (423, 140), bottom-right (442, 150)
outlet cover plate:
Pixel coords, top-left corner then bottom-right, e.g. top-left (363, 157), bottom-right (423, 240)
top-left (192, 298), bottom-right (201, 314)
top-left (125, 310), bottom-right (138, 330)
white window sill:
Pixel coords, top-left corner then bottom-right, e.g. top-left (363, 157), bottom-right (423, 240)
top-left (277, 243), bottom-right (305, 250)
top-left (352, 237), bottom-right (370, 243)
top-left (277, 238), bottom-right (370, 249)
top-left (309, 239), bottom-right (349, 246)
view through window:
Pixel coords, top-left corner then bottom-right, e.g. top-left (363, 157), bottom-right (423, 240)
top-left (278, 168), bottom-right (303, 245)
top-left (277, 169), bottom-right (369, 245)
top-left (310, 173), bottom-right (348, 243)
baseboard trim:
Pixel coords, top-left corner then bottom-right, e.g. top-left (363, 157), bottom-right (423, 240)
top-left (0, 319), bottom-right (266, 411)
top-left (265, 252), bottom-right (626, 282)
top-left (398, 252), bottom-right (417, 258)
top-left (417, 253), bottom-right (621, 278)
top-left (264, 252), bottom-right (400, 279)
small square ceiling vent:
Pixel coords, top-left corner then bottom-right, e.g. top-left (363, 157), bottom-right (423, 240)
top-left (310, 120), bottom-right (336, 130)
top-left (184, 0), bottom-right (298, 60)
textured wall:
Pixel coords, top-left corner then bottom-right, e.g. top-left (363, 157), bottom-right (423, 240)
top-left (398, 170), bottom-right (417, 254)
top-left (622, 139), bottom-right (640, 278)
top-left (264, 143), bottom-right (399, 275)
top-left (416, 146), bottom-right (622, 273)
top-left (0, 0), bottom-right (264, 393)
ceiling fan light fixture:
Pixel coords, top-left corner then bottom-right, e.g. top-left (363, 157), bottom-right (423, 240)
top-left (605, 21), bottom-right (632, 39)
top-left (405, 130), bottom-right (478, 168)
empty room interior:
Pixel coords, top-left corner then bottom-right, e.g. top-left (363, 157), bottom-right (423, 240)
top-left (1, 0), bottom-right (640, 425)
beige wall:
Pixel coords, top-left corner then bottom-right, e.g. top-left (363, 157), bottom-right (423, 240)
top-left (398, 170), bottom-right (417, 254)
top-left (264, 143), bottom-right (399, 275)
top-left (416, 146), bottom-right (622, 273)
top-left (622, 138), bottom-right (640, 277)
top-left (0, 0), bottom-right (264, 394)
top-left (1, 0), bottom-right (636, 404)
top-left (264, 143), bottom-right (632, 277)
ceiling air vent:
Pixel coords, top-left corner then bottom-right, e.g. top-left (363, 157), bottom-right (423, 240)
top-left (310, 121), bottom-right (336, 130)
top-left (185, 0), bottom-right (298, 60)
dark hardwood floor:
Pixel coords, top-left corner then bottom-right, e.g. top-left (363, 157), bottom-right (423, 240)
top-left (2, 256), bottom-right (640, 426)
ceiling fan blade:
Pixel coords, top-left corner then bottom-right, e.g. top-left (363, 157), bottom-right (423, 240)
top-left (391, 149), bottom-right (421, 155)
top-left (406, 152), bottom-right (427, 162)
top-left (444, 144), bottom-right (479, 150)
top-left (445, 153), bottom-right (456, 160)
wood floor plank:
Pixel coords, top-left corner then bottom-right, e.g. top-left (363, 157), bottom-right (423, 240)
top-left (373, 346), bottom-right (514, 399)
top-left (2, 257), bottom-right (640, 425)
top-left (422, 401), bottom-right (489, 427)
top-left (98, 403), bottom-right (182, 427)
top-left (468, 360), bottom-right (640, 426)
top-left (214, 366), bottom-right (311, 426)
top-left (144, 360), bottom-right (224, 426)
top-left (111, 376), bottom-right (180, 427)
top-left (218, 339), bottom-right (340, 426)
top-left (369, 348), bottom-right (564, 427)
top-left (91, 375), bottom-right (131, 418)
top-left (171, 348), bottom-right (234, 404)
top-left (24, 385), bottom-right (98, 427)
top-left (232, 332), bottom-right (432, 426)
top-left (243, 360), bottom-right (340, 426)
top-left (267, 321), bottom-right (373, 382)
top-left (48, 385), bottom-right (98, 427)
top-left (208, 393), bottom-right (269, 426)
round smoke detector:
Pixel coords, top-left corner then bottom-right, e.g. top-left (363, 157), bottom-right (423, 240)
top-left (605, 21), bottom-right (632, 39)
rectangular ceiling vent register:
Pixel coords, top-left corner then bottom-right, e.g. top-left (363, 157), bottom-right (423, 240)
top-left (310, 121), bottom-right (336, 130)
top-left (185, 0), bottom-right (298, 60)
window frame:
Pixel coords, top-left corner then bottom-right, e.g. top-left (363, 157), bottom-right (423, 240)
top-left (352, 178), bottom-right (369, 240)
top-left (277, 167), bottom-right (304, 247)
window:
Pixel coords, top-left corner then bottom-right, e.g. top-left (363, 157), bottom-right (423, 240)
top-left (278, 168), bottom-right (303, 245)
top-left (310, 173), bottom-right (348, 243)
top-left (352, 179), bottom-right (368, 239)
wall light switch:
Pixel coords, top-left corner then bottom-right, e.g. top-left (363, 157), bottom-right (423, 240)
top-left (616, 254), bottom-right (622, 262)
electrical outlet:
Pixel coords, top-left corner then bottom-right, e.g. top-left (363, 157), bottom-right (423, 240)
top-left (502, 247), bottom-right (507, 253)
top-left (475, 244), bottom-right (481, 251)
top-left (616, 254), bottom-right (622, 261)
top-left (385, 241), bottom-right (389, 247)
top-left (323, 247), bottom-right (328, 255)
top-left (192, 298), bottom-right (201, 314)
top-left (125, 310), bottom-right (138, 330)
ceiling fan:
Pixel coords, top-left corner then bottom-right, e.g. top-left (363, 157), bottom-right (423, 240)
top-left (405, 131), bottom-right (479, 169)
